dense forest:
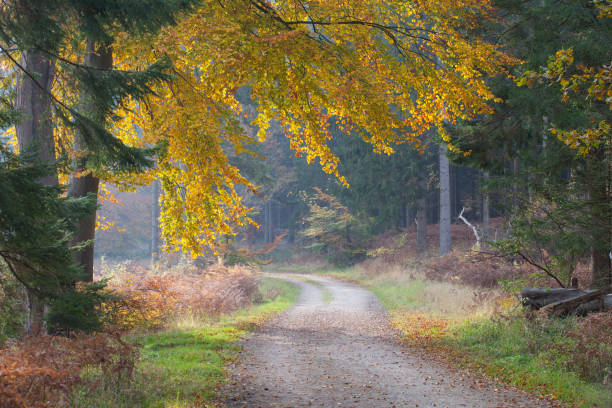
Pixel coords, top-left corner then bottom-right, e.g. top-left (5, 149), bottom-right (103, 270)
top-left (0, 1), bottom-right (610, 407)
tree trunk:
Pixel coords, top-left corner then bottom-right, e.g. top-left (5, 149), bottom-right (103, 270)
top-left (16, 51), bottom-right (57, 184)
top-left (68, 41), bottom-right (113, 282)
top-left (482, 171), bottom-right (490, 248)
top-left (151, 179), bottom-right (161, 263)
top-left (15, 50), bottom-right (57, 335)
top-left (416, 178), bottom-right (428, 253)
top-left (512, 157), bottom-right (519, 212)
top-left (587, 148), bottom-right (611, 289)
top-left (439, 144), bottom-right (452, 255)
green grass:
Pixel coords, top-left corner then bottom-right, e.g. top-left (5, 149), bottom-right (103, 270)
top-left (71, 277), bottom-right (299, 408)
top-left (304, 279), bottom-right (333, 304)
top-left (450, 317), bottom-right (612, 408)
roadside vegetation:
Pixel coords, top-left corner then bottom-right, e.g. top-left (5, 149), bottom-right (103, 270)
top-left (0, 263), bottom-right (298, 407)
top-left (273, 228), bottom-right (612, 408)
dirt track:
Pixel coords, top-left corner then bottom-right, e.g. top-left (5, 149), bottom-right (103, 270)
top-left (225, 273), bottom-right (556, 408)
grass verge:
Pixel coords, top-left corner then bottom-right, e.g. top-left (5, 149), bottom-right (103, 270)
top-left (305, 279), bottom-right (333, 304)
top-left (281, 263), bottom-right (612, 408)
top-left (71, 277), bottom-right (299, 408)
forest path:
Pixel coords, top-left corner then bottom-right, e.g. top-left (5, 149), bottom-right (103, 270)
top-left (224, 273), bottom-right (555, 408)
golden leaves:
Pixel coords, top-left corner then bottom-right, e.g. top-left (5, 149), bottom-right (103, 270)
top-left (106, 0), bottom-right (514, 255)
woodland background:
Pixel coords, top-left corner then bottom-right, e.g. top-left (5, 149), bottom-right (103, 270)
top-left (0, 0), bottom-right (610, 407)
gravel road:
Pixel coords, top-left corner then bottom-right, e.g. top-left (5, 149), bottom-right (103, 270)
top-left (225, 273), bottom-right (557, 408)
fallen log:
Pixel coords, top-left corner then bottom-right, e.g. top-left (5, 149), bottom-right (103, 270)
top-left (521, 287), bottom-right (612, 316)
top-left (521, 288), bottom-right (586, 309)
top-left (540, 287), bottom-right (611, 317)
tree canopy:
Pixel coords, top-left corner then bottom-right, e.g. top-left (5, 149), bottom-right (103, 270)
top-left (107, 0), bottom-right (516, 254)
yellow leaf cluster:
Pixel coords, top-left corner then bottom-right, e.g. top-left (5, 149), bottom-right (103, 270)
top-left (99, 1), bottom-right (517, 255)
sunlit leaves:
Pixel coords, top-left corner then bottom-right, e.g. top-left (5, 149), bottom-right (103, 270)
top-left (519, 48), bottom-right (612, 155)
top-left (111, 0), bottom-right (515, 255)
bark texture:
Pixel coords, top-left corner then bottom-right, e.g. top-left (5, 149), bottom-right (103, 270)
top-left (521, 287), bottom-right (612, 316)
top-left (439, 144), bottom-right (451, 255)
top-left (15, 50), bottom-right (57, 335)
top-left (68, 41), bottom-right (113, 282)
top-left (16, 51), bottom-right (57, 185)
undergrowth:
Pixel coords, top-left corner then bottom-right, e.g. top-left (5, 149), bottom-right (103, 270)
top-left (70, 277), bottom-right (298, 408)
top-left (0, 260), bottom-right (299, 408)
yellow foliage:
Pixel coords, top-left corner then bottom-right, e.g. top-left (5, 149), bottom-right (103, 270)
top-left (108, 0), bottom-right (514, 256)
top-left (2, 2), bottom-right (514, 256)
top-left (518, 46), bottom-right (611, 155)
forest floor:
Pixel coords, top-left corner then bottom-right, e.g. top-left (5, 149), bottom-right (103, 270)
top-left (223, 273), bottom-right (555, 408)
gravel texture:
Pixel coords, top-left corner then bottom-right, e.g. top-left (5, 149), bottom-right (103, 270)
top-left (224, 273), bottom-right (557, 408)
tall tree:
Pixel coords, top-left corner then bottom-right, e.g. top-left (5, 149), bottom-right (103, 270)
top-left (415, 179), bottom-right (428, 253)
top-left (482, 171), bottom-right (490, 248)
top-left (447, 0), bottom-right (611, 287)
top-left (14, 50), bottom-right (57, 333)
top-left (67, 41), bottom-right (112, 282)
top-left (2, 0), bottom-right (199, 281)
top-left (439, 144), bottom-right (452, 255)
top-left (15, 51), bottom-right (56, 186)
top-left (114, 0), bottom-right (516, 256)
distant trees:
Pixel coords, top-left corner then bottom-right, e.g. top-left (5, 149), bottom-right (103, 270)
top-left (300, 188), bottom-right (366, 266)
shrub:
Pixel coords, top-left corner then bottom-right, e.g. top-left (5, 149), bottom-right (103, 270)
top-left (0, 332), bottom-right (137, 408)
top-left (102, 262), bottom-right (259, 331)
top-left (0, 267), bottom-right (25, 343)
top-left (300, 188), bottom-right (367, 267)
top-left (424, 250), bottom-right (535, 288)
top-left (565, 310), bottom-right (612, 383)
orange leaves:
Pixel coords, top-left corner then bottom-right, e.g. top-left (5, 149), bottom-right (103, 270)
top-left (391, 312), bottom-right (452, 350)
top-left (0, 333), bottom-right (137, 408)
top-left (101, 263), bottom-right (259, 331)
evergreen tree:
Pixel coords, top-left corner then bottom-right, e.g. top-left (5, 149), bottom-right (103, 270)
top-left (1, 0), bottom-right (198, 282)
top-left (447, 0), bottom-right (611, 287)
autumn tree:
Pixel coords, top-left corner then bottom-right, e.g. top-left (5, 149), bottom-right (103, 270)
top-left (1, 0), bottom-right (199, 280)
top-left (0, 0), bottom-right (197, 331)
top-left (112, 0), bottom-right (515, 256)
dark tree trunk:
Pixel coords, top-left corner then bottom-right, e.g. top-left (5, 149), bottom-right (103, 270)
top-left (587, 148), bottom-right (611, 289)
top-left (68, 41), bottom-right (113, 282)
top-left (16, 51), bottom-right (57, 185)
top-left (404, 203), bottom-right (413, 229)
top-left (416, 179), bottom-right (427, 253)
top-left (482, 172), bottom-right (490, 248)
top-left (16, 50), bottom-right (57, 335)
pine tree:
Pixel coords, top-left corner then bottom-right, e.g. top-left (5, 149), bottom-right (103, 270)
top-left (1, 0), bottom-right (198, 281)
top-left (447, 0), bottom-right (611, 287)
